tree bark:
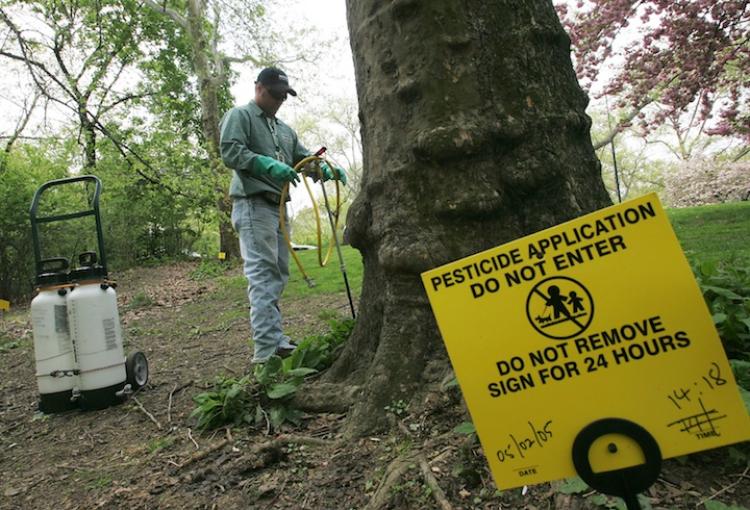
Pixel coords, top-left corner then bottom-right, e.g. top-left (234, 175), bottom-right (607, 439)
top-left (181, 0), bottom-right (237, 259)
top-left (331, 0), bottom-right (611, 436)
top-left (184, 0), bottom-right (238, 259)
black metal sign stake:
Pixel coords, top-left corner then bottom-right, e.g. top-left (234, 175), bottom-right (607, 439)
top-left (572, 418), bottom-right (663, 510)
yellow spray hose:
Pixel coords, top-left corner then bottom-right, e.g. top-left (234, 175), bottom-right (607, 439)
top-left (278, 155), bottom-right (342, 288)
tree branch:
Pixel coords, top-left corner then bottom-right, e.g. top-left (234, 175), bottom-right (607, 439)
top-left (224, 53), bottom-right (261, 66)
top-left (592, 100), bottom-right (652, 150)
top-left (0, 9), bottom-right (78, 108)
top-left (0, 92), bottom-right (40, 172)
top-left (142, 0), bottom-right (189, 30)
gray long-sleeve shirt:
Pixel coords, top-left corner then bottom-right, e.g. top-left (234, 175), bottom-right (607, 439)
top-left (219, 101), bottom-right (309, 198)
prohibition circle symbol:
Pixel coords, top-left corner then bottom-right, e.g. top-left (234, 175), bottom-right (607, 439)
top-left (525, 276), bottom-right (594, 340)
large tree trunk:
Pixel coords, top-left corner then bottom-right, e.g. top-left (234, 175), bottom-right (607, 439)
top-left (328, 0), bottom-right (611, 436)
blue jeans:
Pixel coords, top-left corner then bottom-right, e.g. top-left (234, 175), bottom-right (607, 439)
top-left (231, 196), bottom-right (291, 362)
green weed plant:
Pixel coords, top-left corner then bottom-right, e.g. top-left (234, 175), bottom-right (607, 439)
top-left (190, 318), bottom-right (354, 432)
top-left (693, 259), bottom-right (750, 363)
top-left (189, 259), bottom-right (228, 281)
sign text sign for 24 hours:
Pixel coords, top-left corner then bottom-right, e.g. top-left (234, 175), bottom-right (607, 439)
top-left (421, 193), bottom-right (750, 490)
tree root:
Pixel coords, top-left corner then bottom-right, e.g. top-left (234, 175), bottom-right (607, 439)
top-left (418, 454), bottom-right (453, 510)
top-left (363, 452), bottom-right (420, 510)
top-left (173, 432), bottom-right (334, 485)
top-left (362, 449), bottom-right (456, 510)
top-left (292, 382), bottom-right (361, 413)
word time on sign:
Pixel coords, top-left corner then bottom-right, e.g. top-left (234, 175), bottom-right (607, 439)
top-left (421, 194), bottom-right (750, 490)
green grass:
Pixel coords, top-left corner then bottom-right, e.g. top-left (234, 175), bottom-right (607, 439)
top-left (217, 202), bottom-right (747, 301)
top-left (285, 245), bottom-right (363, 298)
top-left (666, 201), bottom-right (750, 265)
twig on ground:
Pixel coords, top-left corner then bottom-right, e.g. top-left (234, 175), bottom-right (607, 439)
top-left (167, 383), bottom-right (178, 423)
top-left (188, 428), bottom-right (200, 449)
top-left (132, 396), bottom-right (162, 430)
top-left (397, 420), bottom-right (412, 437)
top-left (418, 454), bottom-right (453, 510)
top-left (174, 438), bottom-right (229, 471)
top-left (225, 427), bottom-right (233, 443)
top-left (275, 434), bottom-right (335, 448)
top-left (428, 445), bottom-right (454, 465)
top-left (696, 466), bottom-right (750, 507)
top-left (221, 365), bottom-right (237, 375)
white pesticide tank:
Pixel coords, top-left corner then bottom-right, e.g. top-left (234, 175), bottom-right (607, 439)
top-left (30, 266), bottom-right (78, 414)
top-left (67, 265), bottom-right (127, 410)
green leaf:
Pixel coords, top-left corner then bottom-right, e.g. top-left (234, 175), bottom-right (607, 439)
top-left (453, 422), bottom-right (476, 435)
top-left (730, 359), bottom-right (750, 389)
top-left (703, 286), bottom-right (744, 300)
top-left (589, 494), bottom-right (608, 506)
top-left (442, 377), bottom-right (459, 389)
top-left (738, 385), bottom-right (750, 414)
top-left (254, 356), bottom-right (283, 384)
top-left (557, 477), bottom-right (589, 494)
top-left (700, 261), bottom-right (717, 277)
top-left (704, 500), bottom-right (749, 510)
top-left (254, 404), bottom-right (265, 427)
top-left (713, 312), bottom-right (728, 324)
top-left (266, 382), bottom-right (298, 399)
top-left (284, 408), bottom-right (304, 426)
top-left (269, 405), bottom-right (286, 429)
top-left (225, 384), bottom-right (242, 401)
top-left (285, 367), bottom-right (318, 378)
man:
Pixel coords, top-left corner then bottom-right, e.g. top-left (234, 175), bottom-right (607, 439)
top-left (219, 67), bottom-right (346, 364)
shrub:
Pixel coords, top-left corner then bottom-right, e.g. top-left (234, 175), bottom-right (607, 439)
top-left (664, 160), bottom-right (750, 207)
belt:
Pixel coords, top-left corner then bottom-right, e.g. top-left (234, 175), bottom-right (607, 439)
top-left (256, 192), bottom-right (290, 207)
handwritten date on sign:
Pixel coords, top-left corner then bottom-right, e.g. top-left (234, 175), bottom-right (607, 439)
top-left (495, 420), bottom-right (553, 465)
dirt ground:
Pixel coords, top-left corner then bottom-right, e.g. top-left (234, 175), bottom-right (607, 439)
top-left (1, 262), bottom-right (748, 510)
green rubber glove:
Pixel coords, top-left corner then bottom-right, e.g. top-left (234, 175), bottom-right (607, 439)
top-left (318, 162), bottom-right (334, 181)
top-left (253, 155), bottom-right (300, 185)
top-left (320, 162), bottom-right (347, 185)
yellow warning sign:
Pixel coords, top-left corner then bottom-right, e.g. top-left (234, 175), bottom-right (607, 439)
top-left (0, 299), bottom-right (9, 311)
top-left (421, 193), bottom-right (750, 490)
top-left (218, 252), bottom-right (227, 261)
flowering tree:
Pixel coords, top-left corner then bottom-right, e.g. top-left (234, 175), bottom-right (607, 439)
top-left (557, 0), bottom-right (750, 149)
top-left (663, 159), bottom-right (750, 206)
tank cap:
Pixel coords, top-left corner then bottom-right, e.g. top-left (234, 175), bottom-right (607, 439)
top-left (35, 271), bottom-right (71, 287)
top-left (69, 265), bottom-right (107, 282)
top-left (78, 251), bottom-right (98, 267)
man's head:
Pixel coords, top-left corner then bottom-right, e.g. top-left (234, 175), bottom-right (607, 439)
top-left (254, 67), bottom-right (297, 117)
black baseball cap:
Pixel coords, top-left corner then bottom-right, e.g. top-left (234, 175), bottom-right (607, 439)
top-left (256, 67), bottom-right (297, 97)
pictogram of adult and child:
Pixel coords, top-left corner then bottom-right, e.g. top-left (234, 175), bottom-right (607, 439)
top-left (526, 276), bottom-right (594, 339)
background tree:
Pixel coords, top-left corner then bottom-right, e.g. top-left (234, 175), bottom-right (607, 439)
top-left (556, 0), bottom-right (750, 149)
top-left (316, 0), bottom-right (611, 436)
top-left (663, 159), bottom-right (750, 206)
top-left (142, 0), bottom-right (326, 258)
top-left (587, 108), bottom-right (666, 202)
top-left (0, 92), bottom-right (39, 173)
top-left (0, 0), bottom-right (148, 170)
